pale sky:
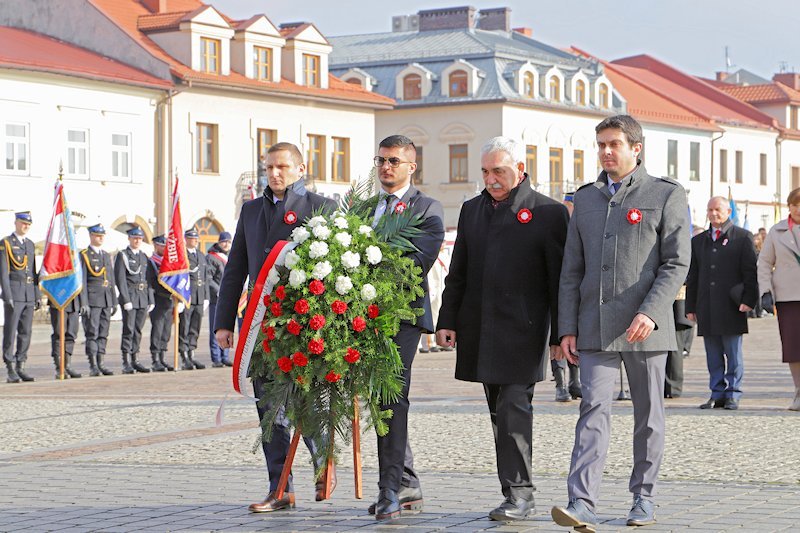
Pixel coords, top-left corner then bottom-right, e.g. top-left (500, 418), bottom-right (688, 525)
top-left (213, 0), bottom-right (799, 80)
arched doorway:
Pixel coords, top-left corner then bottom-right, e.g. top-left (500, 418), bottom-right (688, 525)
top-left (194, 216), bottom-right (224, 253)
top-left (109, 215), bottom-right (154, 243)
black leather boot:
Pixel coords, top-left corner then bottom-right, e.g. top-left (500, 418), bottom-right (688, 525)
top-left (97, 354), bottom-right (114, 376)
top-left (569, 365), bottom-right (582, 399)
top-left (88, 355), bottom-right (101, 377)
top-left (180, 352), bottom-right (194, 371)
top-left (188, 350), bottom-right (205, 370)
top-left (16, 361), bottom-right (34, 382)
top-left (65, 355), bottom-right (82, 378)
top-left (151, 352), bottom-right (166, 372)
top-left (159, 351), bottom-right (174, 371)
top-left (554, 366), bottom-right (570, 402)
top-left (121, 353), bottom-right (135, 374)
top-left (131, 354), bottom-right (150, 373)
top-left (6, 362), bottom-right (21, 383)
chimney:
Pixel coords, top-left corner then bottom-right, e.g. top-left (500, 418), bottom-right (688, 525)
top-left (418, 6), bottom-right (476, 32)
top-left (141, 0), bottom-right (167, 13)
top-left (774, 72), bottom-right (800, 90)
top-left (513, 27), bottom-right (532, 38)
top-left (716, 71), bottom-right (729, 82)
top-left (477, 7), bottom-right (510, 31)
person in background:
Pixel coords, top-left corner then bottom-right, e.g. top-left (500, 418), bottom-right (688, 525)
top-left (206, 231), bottom-right (234, 367)
top-left (79, 224), bottom-right (117, 377)
top-left (114, 227), bottom-right (153, 374)
top-left (178, 228), bottom-right (208, 370)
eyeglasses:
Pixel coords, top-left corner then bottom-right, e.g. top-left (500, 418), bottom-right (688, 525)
top-left (373, 156), bottom-right (412, 168)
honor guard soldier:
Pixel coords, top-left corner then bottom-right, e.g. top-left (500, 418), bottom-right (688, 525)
top-left (0, 211), bottom-right (40, 383)
top-left (206, 231), bottom-right (233, 367)
top-left (79, 224), bottom-right (116, 376)
top-left (114, 227), bottom-right (153, 374)
top-left (179, 228), bottom-right (208, 370)
top-left (146, 235), bottom-right (174, 371)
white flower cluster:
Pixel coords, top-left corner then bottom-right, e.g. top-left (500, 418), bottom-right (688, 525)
top-left (341, 251), bottom-right (361, 270)
top-left (335, 232), bottom-right (352, 247)
top-left (358, 225), bottom-right (373, 235)
top-left (335, 275), bottom-right (353, 295)
top-left (360, 283), bottom-right (377, 301)
top-left (307, 216), bottom-right (327, 228)
top-left (312, 225), bottom-right (331, 240)
top-left (365, 245), bottom-right (382, 265)
top-left (284, 250), bottom-right (301, 269)
top-left (312, 261), bottom-right (333, 280)
top-left (291, 226), bottom-right (310, 244)
top-left (308, 241), bottom-right (329, 259)
top-left (288, 269), bottom-right (306, 288)
top-left (334, 217), bottom-right (349, 229)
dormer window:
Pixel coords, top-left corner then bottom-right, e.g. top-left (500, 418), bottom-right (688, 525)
top-left (303, 54), bottom-right (320, 87)
top-left (575, 79), bottom-right (586, 105)
top-left (254, 46), bottom-right (272, 81)
top-left (549, 75), bottom-right (561, 102)
top-left (449, 70), bottom-right (468, 97)
top-left (396, 63), bottom-right (435, 101)
top-left (598, 83), bottom-right (609, 108)
top-left (404, 74), bottom-right (422, 100)
top-left (345, 78), bottom-right (362, 86)
top-left (523, 71), bottom-right (535, 97)
top-left (440, 60), bottom-right (483, 98)
top-left (201, 37), bottom-right (221, 74)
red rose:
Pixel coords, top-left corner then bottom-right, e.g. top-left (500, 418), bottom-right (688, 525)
top-left (284, 211), bottom-right (298, 225)
top-left (352, 316), bottom-right (367, 332)
top-left (262, 293), bottom-right (271, 306)
top-left (275, 285), bottom-right (286, 301)
top-left (344, 347), bottom-right (360, 364)
top-left (261, 338), bottom-right (271, 353)
top-left (627, 208), bottom-right (643, 225)
top-left (277, 357), bottom-right (293, 373)
top-left (517, 208), bottom-right (532, 224)
top-left (308, 337), bottom-right (325, 355)
top-left (325, 371), bottom-right (341, 383)
top-left (309, 280), bottom-right (325, 295)
top-left (266, 326), bottom-right (276, 341)
top-left (287, 319), bottom-right (302, 336)
top-left (331, 300), bottom-right (348, 314)
top-left (291, 351), bottom-right (308, 367)
top-left (260, 321), bottom-right (270, 334)
top-left (367, 304), bottom-right (380, 319)
top-left (270, 301), bottom-right (282, 317)
top-left (309, 314), bottom-right (326, 331)
top-left (294, 299), bottom-right (310, 314)
top-left (394, 201), bottom-right (407, 214)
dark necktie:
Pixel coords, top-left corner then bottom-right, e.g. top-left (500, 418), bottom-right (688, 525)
top-left (610, 182), bottom-right (621, 195)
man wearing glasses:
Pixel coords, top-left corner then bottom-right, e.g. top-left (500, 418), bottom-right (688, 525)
top-left (368, 135), bottom-right (444, 521)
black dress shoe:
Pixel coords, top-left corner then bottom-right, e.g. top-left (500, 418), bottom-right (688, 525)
top-left (699, 398), bottom-right (726, 409)
top-left (374, 488), bottom-right (401, 521)
top-left (724, 398), bottom-right (739, 410)
top-left (221, 358), bottom-right (233, 367)
top-left (212, 361), bottom-right (224, 368)
top-left (489, 496), bottom-right (534, 521)
top-left (368, 485), bottom-right (423, 514)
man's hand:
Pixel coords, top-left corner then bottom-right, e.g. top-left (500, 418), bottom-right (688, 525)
top-left (147, 304), bottom-right (155, 313)
top-left (738, 304), bottom-right (752, 313)
top-left (435, 329), bottom-right (456, 348)
top-left (559, 335), bottom-right (579, 365)
top-left (626, 313), bottom-right (655, 344)
top-left (123, 302), bottom-right (133, 311)
top-left (549, 345), bottom-right (564, 361)
top-left (686, 312), bottom-right (696, 322)
top-left (4, 300), bottom-right (13, 311)
top-left (203, 300), bottom-right (209, 311)
top-left (177, 302), bottom-right (185, 314)
top-left (80, 306), bottom-right (89, 315)
top-left (216, 329), bottom-right (234, 349)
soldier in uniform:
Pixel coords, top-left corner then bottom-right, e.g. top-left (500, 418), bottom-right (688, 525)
top-left (114, 227), bottom-right (153, 374)
top-left (146, 235), bottom-right (174, 371)
top-left (48, 296), bottom-right (82, 379)
top-left (0, 211), bottom-right (40, 382)
top-left (179, 228), bottom-right (208, 370)
top-left (206, 231), bottom-right (233, 367)
top-left (79, 224), bottom-right (116, 376)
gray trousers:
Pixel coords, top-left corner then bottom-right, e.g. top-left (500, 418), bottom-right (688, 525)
top-left (567, 350), bottom-right (667, 511)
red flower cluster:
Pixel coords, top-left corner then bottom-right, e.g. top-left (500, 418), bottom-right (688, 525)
top-left (270, 301), bottom-right (282, 317)
top-left (275, 285), bottom-right (286, 300)
top-left (291, 351), bottom-right (308, 367)
top-left (294, 299), bottom-right (310, 314)
top-left (367, 304), bottom-right (380, 319)
top-left (344, 347), bottom-right (360, 364)
top-left (277, 357), bottom-right (293, 373)
top-left (261, 338), bottom-right (271, 353)
top-left (309, 314), bottom-right (326, 331)
top-left (266, 326), bottom-right (276, 341)
top-left (309, 280), bottom-right (325, 295)
top-left (262, 293), bottom-right (271, 306)
top-left (331, 300), bottom-right (348, 314)
top-left (260, 321), bottom-right (270, 335)
top-left (325, 371), bottom-right (341, 383)
top-left (287, 319), bottom-right (302, 336)
top-left (308, 337), bottom-right (325, 354)
top-left (352, 316), bottom-right (366, 332)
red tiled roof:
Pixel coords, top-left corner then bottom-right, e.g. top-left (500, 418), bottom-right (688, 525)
top-left (137, 10), bottom-right (192, 31)
top-left (0, 26), bottom-right (172, 90)
top-left (717, 82), bottom-right (800, 105)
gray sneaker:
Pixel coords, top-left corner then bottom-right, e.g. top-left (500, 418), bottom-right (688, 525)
top-left (626, 494), bottom-right (655, 526)
top-left (551, 498), bottom-right (597, 532)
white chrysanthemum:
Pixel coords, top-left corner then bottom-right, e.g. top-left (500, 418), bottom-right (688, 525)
top-left (312, 225), bottom-right (331, 240)
top-left (308, 241), bottom-right (329, 259)
top-left (307, 216), bottom-right (327, 228)
top-left (365, 245), bottom-right (382, 265)
top-left (312, 261), bottom-right (333, 280)
top-left (341, 251), bottom-right (361, 270)
top-left (284, 249), bottom-right (301, 269)
top-left (290, 226), bottom-right (310, 244)
top-left (335, 275), bottom-right (353, 295)
top-left (358, 225), bottom-right (373, 235)
top-left (334, 232), bottom-right (352, 247)
top-left (288, 269), bottom-right (306, 288)
top-left (267, 267), bottom-right (280, 286)
top-left (333, 217), bottom-right (349, 229)
top-left (361, 283), bottom-right (377, 301)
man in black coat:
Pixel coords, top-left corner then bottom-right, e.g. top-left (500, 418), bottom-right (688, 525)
top-left (367, 135), bottom-right (444, 521)
top-left (79, 224), bottom-right (116, 377)
top-left (686, 196), bottom-right (758, 410)
top-left (178, 228), bottom-right (209, 370)
top-left (216, 142), bottom-right (337, 513)
top-left (114, 227), bottom-right (153, 374)
top-left (437, 136), bottom-right (568, 521)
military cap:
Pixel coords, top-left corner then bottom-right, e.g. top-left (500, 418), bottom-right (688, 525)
top-left (127, 227), bottom-right (145, 237)
top-left (15, 211), bottom-right (32, 223)
top-left (218, 231), bottom-right (232, 242)
top-left (184, 228), bottom-right (199, 239)
top-left (88, 223), bottom-right (106, 235)
top-left (152, 234), bottom-right (166, 245)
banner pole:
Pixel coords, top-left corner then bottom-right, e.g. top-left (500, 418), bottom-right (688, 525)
top-left (173, 296), bottom-right (179, 371)
top-left (59, 308), bottom-right (66, 380)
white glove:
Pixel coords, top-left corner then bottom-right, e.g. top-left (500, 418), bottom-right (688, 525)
top-left (147, 304), bottom-right (155, 313)
top-left (203, 300), bottom-right (209, 311)
top-left (123, 302), bottom-right (133, 311)
top-left (177, 302), bottom-right (185, 313)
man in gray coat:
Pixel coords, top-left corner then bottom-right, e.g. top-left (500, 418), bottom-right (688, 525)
top-left (552, 115), bottom-right (690, 532)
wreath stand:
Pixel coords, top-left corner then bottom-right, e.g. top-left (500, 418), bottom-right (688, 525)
top-left (274, 398), bottom-right (363, 501)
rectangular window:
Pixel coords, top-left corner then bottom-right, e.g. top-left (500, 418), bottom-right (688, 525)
top-left (449, 144), bottom-right (468, 183)
top-left (689, 141), bottom-right (700, 181)
top-left (331, 137), bottom-right (349, 183)
top-left (303, 54), bottom-right (320, 88)
top-left (257, 128), bottom-right (277, 161)
top-left (760, 153), bottom-right (767, 186)
top-left (720, 149), bottom-right (728, 182)
top-left (667, 139), bottom-right (678, 179)
top-left (196, 123), bottom-right (218, 173)
top-left (573, 149), bottom-right (584, 183)
top-left (4, 123), bottom-right (28, 173)
top-left (526, 145), bottom-right (537, 185)
top-left (67, 129), bottom-right (88, 177)
top-left (253, 46), bottom-right (272, 81)
top-left (413, 146), bottom-right (423, 185)
top-left (111, 133), bottom-right (130, 179)
top-left (549, 147), bottom-right (563, 199)
top-left (735, 150), bottom-right (743, 183)
top-left (200, 37), bottom-right (221, 74)
top-left (307, 134), bottom-right (325, 180)
top-left (792, 166), bottom-right (800, 190)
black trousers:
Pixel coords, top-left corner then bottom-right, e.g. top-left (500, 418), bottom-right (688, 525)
top-left (179, 303), bottom-right (203, 352)
top-left (3, 301), bottom-right (33, 363)
top-left (149, 298), bottom-right (173, 353)
top-left (665, 327), bottom-right (693, 397)
top-left (483, 382), bottom-right (536, 500)
top-left (50, 307), bottom-right (79, 360)
top-left (83, 306), bottom-right (111, 359)
top-left (121, 307), bottom-right (148, 356)
top-left (377, 324), bottom-right (422, 491)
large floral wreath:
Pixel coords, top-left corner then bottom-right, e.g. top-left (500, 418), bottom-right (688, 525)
top-left (249, 180), bottom-right (426, 465)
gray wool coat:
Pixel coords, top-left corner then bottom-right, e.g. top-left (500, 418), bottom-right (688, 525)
top-left (558, 163), bottom-right (691, 352)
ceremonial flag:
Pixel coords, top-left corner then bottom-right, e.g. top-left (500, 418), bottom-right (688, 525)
top-left (158, 177), bottom-right (191, 306)
top-left (728, 187), bottom-right (740, 226)
top-left (39, 181), bottom-right (82, 309)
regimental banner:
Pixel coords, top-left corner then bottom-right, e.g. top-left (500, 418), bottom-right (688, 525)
top-left (158, 176), bottom-right (191, 306)
top-left (39, 181), bottom-right (82, 309)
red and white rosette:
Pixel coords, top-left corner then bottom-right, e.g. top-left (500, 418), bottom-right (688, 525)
top-left (517, 208), bottom-right (532, 224)
top-left (284, 211), bottom-right (298, 225)
top-left (394, 202), bottom-right (407, 214)
top-left (626, 208), bottom-right (642, 225)
top-left (232, 239), bottom-right (299, 399)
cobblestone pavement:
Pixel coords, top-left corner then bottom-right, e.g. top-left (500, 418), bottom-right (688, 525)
top-left (0, 317), bottom-right (798, 531)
